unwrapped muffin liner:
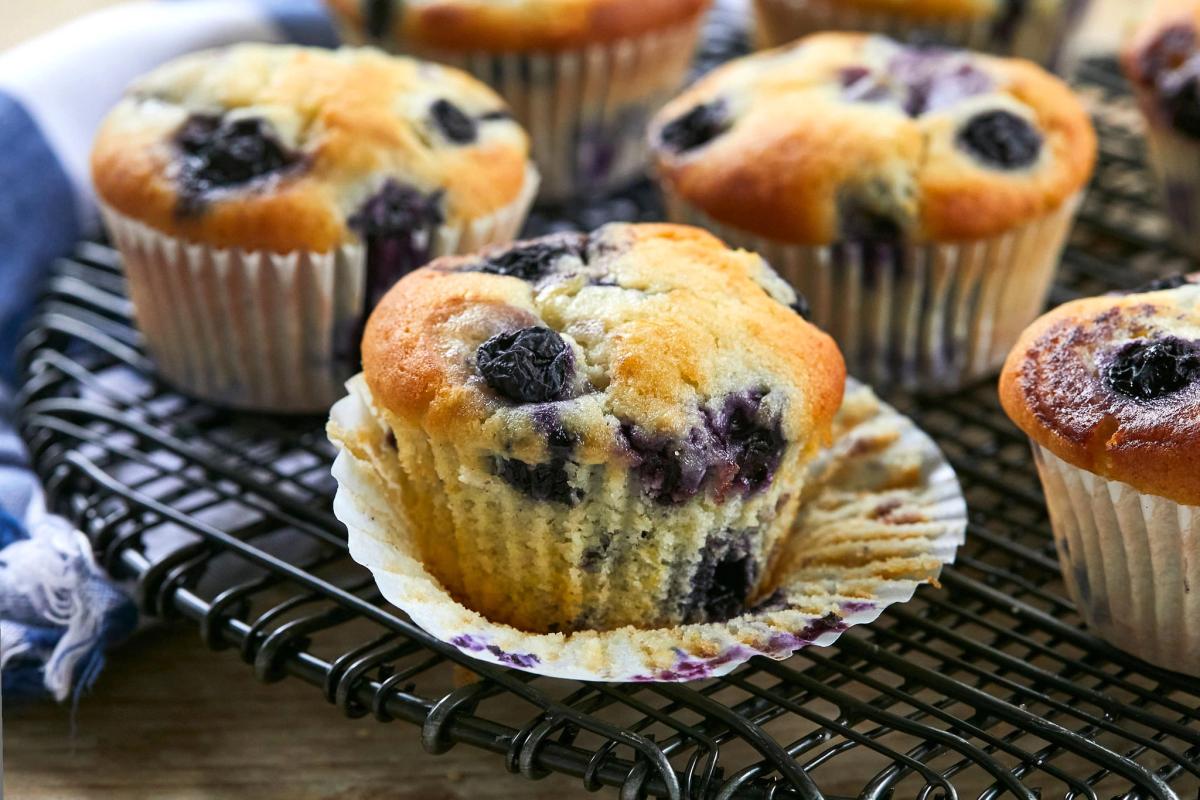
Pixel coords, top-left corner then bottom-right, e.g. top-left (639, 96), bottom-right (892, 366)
top-left (329, 378), bottom-right (966, 682)
top-left (99, 168), bottom-right (537, 413)
top-left (1138, 121), bottom-right (1200, 258)
top-left (663, 191), bottom-right (1081, 392)
top-left (1031, 445), bottom-right (1200, 677)
top-left (751, 0), bottom-right (1087, 69)
top-left (342, 18), bottom-right (703, 201)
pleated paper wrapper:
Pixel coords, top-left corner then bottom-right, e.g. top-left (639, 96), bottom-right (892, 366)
top-left (664, 190), bottom-right (1081, 392)
top-left (1032, 444), bottom-right (1200, 677)
top-left (338, 18), bottom-right (703, 201)
top-left (99, 168), bottom-right (537, 413)
top-left (329, 379), bottom-right (966, 682)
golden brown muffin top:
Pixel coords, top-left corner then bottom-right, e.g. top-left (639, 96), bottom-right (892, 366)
top-left (649, 33), bottom-right (1096, 244)
top-left (362, 223), bottom-right (846, 486)
top-left (325, 0), bottom-right (710, 52)
top-left (91, 44), bottom-right (533, 253)
top-left (1000, 275), bottom-right (1200, 505)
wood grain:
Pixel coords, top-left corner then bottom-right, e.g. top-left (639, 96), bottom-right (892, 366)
top-left (6, 623), bottom-right (587, 799)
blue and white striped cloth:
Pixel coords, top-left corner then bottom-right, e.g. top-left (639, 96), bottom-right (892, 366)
top-left (0, 0), bottom-right (336, 703)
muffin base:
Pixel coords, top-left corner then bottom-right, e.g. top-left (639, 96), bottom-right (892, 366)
top-left (328, 373), bottom-right (809, 633)
top-left (751, 0), bottom-right (1088, 69)
top-left (329, 379), bottom-right (966, 681)
top-left (341, 18), bottom-right (704, 201)
top-left (100, 168), bottom-right (537, 413)
top-left (1031, 445), bottom-right (1200, 677)
top-left (663, 190), bottom-right (1081, 392)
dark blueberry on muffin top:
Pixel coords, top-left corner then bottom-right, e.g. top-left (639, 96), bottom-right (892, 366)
top-left (1104, 336), bottom-right (1200, 400)
top-left (476, 327), bottom-right (573, 404)
top-left (956, 110), bottom-right (1042, 169)
top-left (789, 293), bottom-right (811, 320)
top-left (430, 99), bottom-right (478, 144)
top-left (174, 114), bottom-right (299, 211)
top-left (471, 235), bottom-right (585, 281)
top-left (659, 100), bottom-right (730, 153)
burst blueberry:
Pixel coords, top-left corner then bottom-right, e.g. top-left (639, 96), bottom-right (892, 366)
top-left (957, 110), bottom-right (1043, 169)
top-left (174, 113), bottom-right (298, 212)
top-left (659, 100), bottom-right (730, 153)
top-left (1104, 336), bottom-right (1200, 400)
top-left (431, 99), bottom-right (477, 144)
top-left (349, 181), bottom-right (444, 308)
top-left (472, 235), bottom-right (585, 281)
top-left (493, 457), bottom-right (581, 505)
top-left (476, 327), bottom-right (573, 404)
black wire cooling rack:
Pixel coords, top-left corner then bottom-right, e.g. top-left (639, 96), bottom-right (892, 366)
top-left (15, 21), bottom-right (1200, 800)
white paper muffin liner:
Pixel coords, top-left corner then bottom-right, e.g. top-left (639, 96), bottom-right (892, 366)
top-left (99, 168), bottom-right (537, 413)
top-left (1139, 121), bottom-right (1200, 259)
top-left (663, 190), bottom-right (1081, 392)
top-left (750, 0), bottom-right (1087, 68)
top-left (1031, 444), bottom-right (1200, 677)
top-left (329, 379), bottom-right (966, 682)
top-left (357, 19), bottom-right (703, 201)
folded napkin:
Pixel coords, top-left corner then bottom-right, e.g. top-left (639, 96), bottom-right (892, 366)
top-left (0, 0), bottom-right (336, 704)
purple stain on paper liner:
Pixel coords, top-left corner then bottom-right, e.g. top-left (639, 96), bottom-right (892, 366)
top-left (449, 635), bottom-right (540, 668)
top-left (450, 634), bottom-right (488, 652)
top-left (486, 645), bottom-right (540, 669)
top-left (630, 646), bottom-right (755, 682)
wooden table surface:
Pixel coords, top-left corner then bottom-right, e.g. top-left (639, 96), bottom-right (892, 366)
top-left (0, 1), bottom-right (1152, 798)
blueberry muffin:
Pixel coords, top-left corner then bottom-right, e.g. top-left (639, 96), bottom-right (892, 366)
top-left (1000, 275), bottom-right (1200, 676)
top-left (753, 0), bottom-right (1090, 69)
top-left (324, 0), bottom-right (710, 200)
top-left (92, 44), bottom-right (537, 412)
top-left (327, 223), bottom-right (846, 633)
top-left (650, 33), bottom-right (1096, 390)
top-left (1122, 0), bottom-right (1200, 256)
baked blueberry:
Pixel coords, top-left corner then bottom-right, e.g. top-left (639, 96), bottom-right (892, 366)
top-left (957, 110), bottom-right (1042, 169)
top-left (472, 235), bottom-right (585, 281)
top-left (476, 326), bottom-right (573, 404)
top-left (1104, 336), bottom-right (1200, 400)
top-left (659, 100), bottom-right (730, 153)
top-left (789, 293), bottom-right (811, 320)
top-left (349, 181), bottom-right (445, 306)
top-left (622, 425), bottom-right (713, 505)
top-left (838, 197), bottom-right (903, 243)
top-left (494, 457), bottom-right (581, 504)
top-left (684, 530), bottom-right (758, 622)
top-left (431, 99), bottom-right (478, 144)
top-left (715, 392), bottom-right (785, 495)
top-left (174, 114), bottom-right (298, 211)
